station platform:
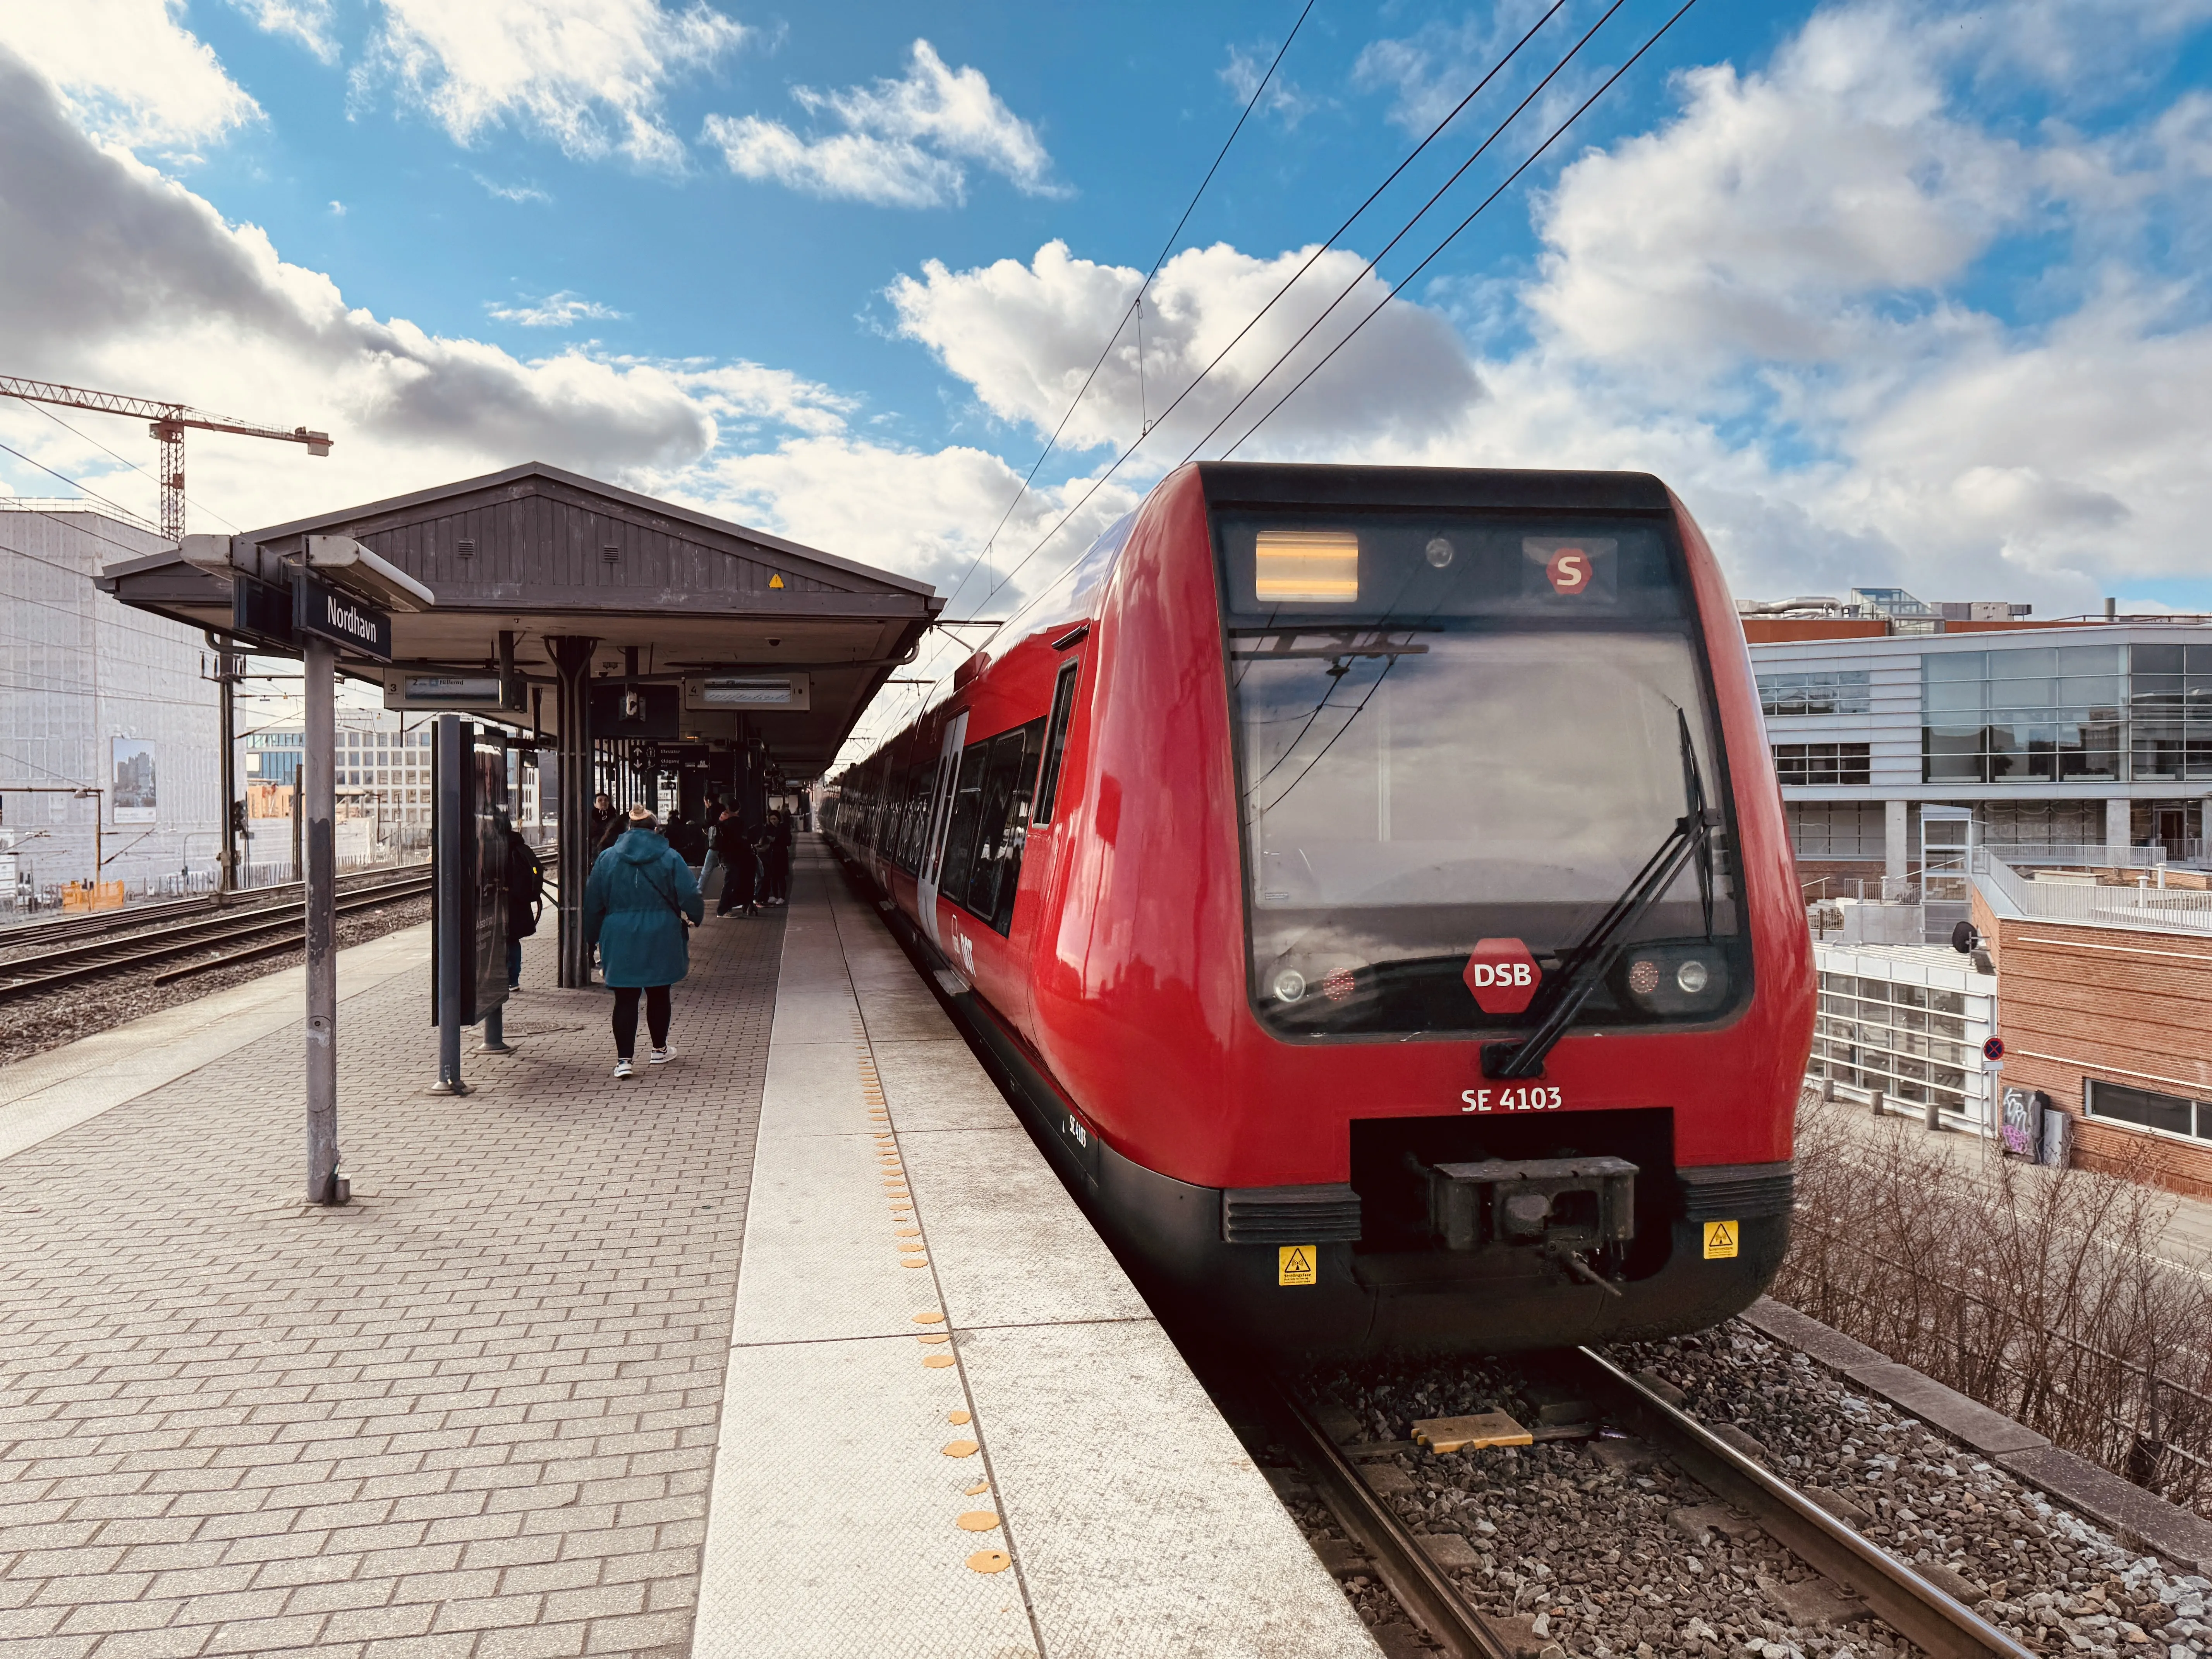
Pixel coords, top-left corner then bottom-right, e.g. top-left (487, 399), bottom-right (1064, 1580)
top-left (0, 843), bottom-right (1372, 1658)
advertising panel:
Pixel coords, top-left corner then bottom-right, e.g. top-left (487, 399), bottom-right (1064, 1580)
top-left (112, 738), bottom-right (156, 824)
top-left (431, 718), bottom-right (510, 1028)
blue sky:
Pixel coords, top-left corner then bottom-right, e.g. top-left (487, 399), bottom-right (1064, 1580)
top-left (5, 1), bottom-right (2212, 751)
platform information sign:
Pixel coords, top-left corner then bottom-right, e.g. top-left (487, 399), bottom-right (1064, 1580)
top-left (294, 570), bottom-right (393, 662)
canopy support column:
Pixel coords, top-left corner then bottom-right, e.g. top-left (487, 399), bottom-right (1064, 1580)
top-left (548, 636), bottom-right (598, 988)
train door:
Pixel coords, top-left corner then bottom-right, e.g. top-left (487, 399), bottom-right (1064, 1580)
top-left (1012, 650), bottom-right (1089, 1029)
top-left (915, 708), bottom-right (969, 951)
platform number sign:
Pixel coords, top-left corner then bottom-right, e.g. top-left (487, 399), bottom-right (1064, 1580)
top-left (1702, 1221), bottom-right (1739, 1260)
top-left (1278, 1245), bottom-right (1317, 1286)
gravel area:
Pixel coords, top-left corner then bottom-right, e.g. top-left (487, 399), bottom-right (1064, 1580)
top-left (0, 895), bottom-right (429, 1067)
top-left (1271, 1319), bottom-right (2212, 1659)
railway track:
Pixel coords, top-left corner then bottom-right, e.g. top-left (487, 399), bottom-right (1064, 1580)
top-left (0, 871), bottom-right (433, 1001)
top-left (1273, 1346), bottom-right (2036, 1659)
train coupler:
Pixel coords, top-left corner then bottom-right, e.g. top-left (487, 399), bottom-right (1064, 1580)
top-left (1406, 1153), bottom-right (1638, 1255)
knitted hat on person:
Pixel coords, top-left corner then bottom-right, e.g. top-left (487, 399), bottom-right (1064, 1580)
top-left (627, 805), bottom-right (656, 826)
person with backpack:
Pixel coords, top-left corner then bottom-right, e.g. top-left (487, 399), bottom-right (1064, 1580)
top-left (503, 824), bottom-right (544, 989)
top-left (583, 805), bottom-right (703, 1078)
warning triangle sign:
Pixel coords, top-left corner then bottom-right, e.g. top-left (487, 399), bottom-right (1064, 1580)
top-left (1702, 1220), bottom-right (1739, 1260)
top-left (769, 572), bottom-right (785, 588)
top-left (1278, 1245), bottom-right (1317, 1286)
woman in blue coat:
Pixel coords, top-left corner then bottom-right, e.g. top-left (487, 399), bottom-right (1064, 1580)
top-left (584, 806), bottom-right (704, 1079)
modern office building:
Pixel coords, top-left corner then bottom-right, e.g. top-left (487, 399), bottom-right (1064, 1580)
top-left (0, 502), bottom-right (222, 906)
top-left (1743, 593), bottom-right (2210, 904)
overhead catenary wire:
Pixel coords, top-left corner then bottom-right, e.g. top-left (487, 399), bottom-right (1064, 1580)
top-left (1220, 0), bottom-right (1705, 460)
top-left (15, 400), bottom-right (240, 532)
top-left (841, 1), bottom-right (1699, 769)
top-left (967, 0), bottom-right (1649, 624)
top-left (843, 3), bottom-right (1577, 764)
top-left (927, 0), bottom-right (1319, 632)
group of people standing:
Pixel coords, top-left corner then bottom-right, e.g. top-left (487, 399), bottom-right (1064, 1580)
top-left (577, 791), bottom-right (795, 1079)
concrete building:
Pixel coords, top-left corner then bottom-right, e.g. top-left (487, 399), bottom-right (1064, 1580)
top-left (0, 502), bottom-right (222, 909)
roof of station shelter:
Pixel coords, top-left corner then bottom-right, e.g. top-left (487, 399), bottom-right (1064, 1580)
top-left (98, 461), bottom-right (942, 776)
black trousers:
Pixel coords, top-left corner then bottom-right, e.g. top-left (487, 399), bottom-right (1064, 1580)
top-left (611, 985), bottom-right (671, 1057)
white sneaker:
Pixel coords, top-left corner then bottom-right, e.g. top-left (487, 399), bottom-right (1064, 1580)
top-left (648, 1045), bottom-right (675, 1066)
top-left (613, 1058), bottom-right (634, 1079)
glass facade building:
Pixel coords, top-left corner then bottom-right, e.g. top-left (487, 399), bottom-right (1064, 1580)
top-left (1758, 669), bottom-right (1872, 717)
top-left (1923, 642), bottom-right (2212, 784)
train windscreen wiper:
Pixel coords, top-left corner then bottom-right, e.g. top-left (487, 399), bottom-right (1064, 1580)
top-left (1483, 709), bottom-right (1720, 1080)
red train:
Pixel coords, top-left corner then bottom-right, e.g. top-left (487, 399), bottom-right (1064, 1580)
top-left (827, 462), bottom-right (1814, 1356)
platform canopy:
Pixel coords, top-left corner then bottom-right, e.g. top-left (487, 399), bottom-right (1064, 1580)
top-left (96, 460), bottom-right (941, 777)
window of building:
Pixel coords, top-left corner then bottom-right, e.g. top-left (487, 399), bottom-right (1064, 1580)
top-left (1808, 970), bottom-right (1979, 1116)
top-left (1786, 802), bottom-right (1886, 857)
top-left (1773, 743), bottom-right (1872, 786)
top-left (1758, 669), bottom-right (1871, 717)
top-left (1923, 643), bottom-right (2212, 784)
top-left (2085, 1078), bottom-right (2212, 1142)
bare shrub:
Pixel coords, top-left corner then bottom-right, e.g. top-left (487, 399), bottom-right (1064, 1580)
top-left (1773, 1091), bottom-right (2212, 1513)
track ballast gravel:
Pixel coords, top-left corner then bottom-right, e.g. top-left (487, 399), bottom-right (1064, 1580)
top-left (0, 896), bottom-right (430, 1068)
top-left (1276, 1319), bottom-right (2212, 1659)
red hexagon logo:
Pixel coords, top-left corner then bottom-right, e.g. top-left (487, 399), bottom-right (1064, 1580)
top-left (1463, 937), bottom-right (1542, 1015)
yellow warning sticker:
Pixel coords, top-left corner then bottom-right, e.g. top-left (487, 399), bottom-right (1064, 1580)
top-left (769, 572), bottom-right (786, 588)
top-left (1278, 1245), bottom-right (1317, 1286)
top-left (1703, 1220), bottom-right (1739, 1260)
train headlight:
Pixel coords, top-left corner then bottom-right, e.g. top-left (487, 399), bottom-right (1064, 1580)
top-left (1273, 969), bottom-right (1307, 1004)
top-left (1621, 948), bottom-right (1726, 1016)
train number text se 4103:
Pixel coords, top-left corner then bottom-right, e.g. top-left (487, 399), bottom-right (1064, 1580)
top-left (1460, 1086), bottom-right (1563, 1113)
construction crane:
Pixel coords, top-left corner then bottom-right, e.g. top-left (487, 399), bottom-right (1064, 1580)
top-left (0, 374), bottom-right (331, 543)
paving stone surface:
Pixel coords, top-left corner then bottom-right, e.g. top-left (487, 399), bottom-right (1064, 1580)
top-left (0, 902), bottom-right (784, 1658)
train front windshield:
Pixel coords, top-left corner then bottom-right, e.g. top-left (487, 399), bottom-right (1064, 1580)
top-left (1214, 510), bottom-right (1745, 1039)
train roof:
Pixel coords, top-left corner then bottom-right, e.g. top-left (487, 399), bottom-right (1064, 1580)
top-left (1195, 461), bottom-right (1674, 514)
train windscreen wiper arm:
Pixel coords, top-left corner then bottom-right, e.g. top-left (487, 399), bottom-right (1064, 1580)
top-left (1483, 711), bottom-right (1719, 1081)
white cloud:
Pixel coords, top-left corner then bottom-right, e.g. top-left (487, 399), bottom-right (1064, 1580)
top-left (1524, 6), bottom-right (2038, 376)
top-left (888, 239), bottom-right (1482, 467)
top-left (364, 0), bottom-right (747, 168)
top-left (229, 0), bottom-right (340, 65)
top-left (0, 45), bottom-right (710, 527)
top-left (1353, 2), bottom-right (1560, 135)
top-left (474, 174), bottom-right (555, 204)
top-left (1219, 41), bottom-right (1315, 128)
top-left (488, 290), bottom-right (626, 327)
top-left (703, 40), bottom-right (1060, 208)
top-left (0, 0), bottom-right (260, 150)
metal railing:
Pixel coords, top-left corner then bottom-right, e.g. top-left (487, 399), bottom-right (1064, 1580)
top-left (1982, 841), bottom-right (2165, 869)
top-left (1975, 848), bottom-right (2212, 934)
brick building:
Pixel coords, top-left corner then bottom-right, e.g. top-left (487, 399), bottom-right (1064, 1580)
top-left (1969, 864), bottom-right (2212, 1199)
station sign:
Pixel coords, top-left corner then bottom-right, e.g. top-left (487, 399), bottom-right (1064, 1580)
top-left (684, 675), bottom-right (811, 711)
top-left (230, 572), bottom-right (297, 650)
top-left (294, 570), bottom-right (393, 661)
top-left (384, 673), bottom-right (523, 713)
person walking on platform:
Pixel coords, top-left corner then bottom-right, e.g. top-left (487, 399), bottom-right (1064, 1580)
top-left (588, 792), bottom-right (617, 851)
top-left (503, 823), bottom-right (544, 990)
top-left (584, 805), bottom-right (703, 1079)
top-left (699, 797), bottom-right (727, 897)
top-left (715, 809), bottom-right (759, 917)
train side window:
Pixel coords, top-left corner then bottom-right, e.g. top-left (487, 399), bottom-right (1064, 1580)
top-left (965, 720), bottom-right (1045, 936)
top-left (935, 743), bottom-right (993, 903)
top-left (1032, 661), bottom-right (1081, 826)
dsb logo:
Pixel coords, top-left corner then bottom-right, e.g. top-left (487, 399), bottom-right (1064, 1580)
top-left (1463, 938), bottom-right (1542, 1015)
top-left (1467, 962), bottom-right (1533, 988)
